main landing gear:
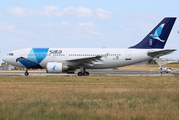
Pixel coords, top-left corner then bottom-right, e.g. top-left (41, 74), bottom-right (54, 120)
top-left (77, 71), bottom-right (89, 76)
top-left (25, 69), bottom-right (29, 76)
top-left (77, 67), bottom-right (89, 76)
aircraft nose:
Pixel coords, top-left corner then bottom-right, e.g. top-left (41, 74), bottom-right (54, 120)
top-left (2, 56), bottom-right (8, 63)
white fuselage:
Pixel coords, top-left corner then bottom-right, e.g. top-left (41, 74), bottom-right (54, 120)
top-left (3, 48), bottom-right (157, 69)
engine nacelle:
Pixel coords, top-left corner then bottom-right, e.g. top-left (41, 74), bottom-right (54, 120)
top-left (46, 62), bottom-right (69, 73)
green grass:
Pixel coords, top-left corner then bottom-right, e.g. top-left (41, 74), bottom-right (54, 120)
top-left (0, 76), bottom-right (179, 119)
top-left (116, 63), bottom-right (179, 71)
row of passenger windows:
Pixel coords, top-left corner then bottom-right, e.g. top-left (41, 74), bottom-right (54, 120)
top-left (28, 54), bottom-right (121, 56)
top-left (28, 54), bottom-right (65, 56)
top-left (69, 54), bottom-right (121, 56)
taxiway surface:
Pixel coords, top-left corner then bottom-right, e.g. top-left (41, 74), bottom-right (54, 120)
top-left (0, 69), bottom-right (178, 76)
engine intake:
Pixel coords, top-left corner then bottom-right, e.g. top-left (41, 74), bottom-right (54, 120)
top-left (46, 62), bottom-right (69, 73)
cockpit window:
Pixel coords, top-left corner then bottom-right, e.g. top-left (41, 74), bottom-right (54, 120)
top-left (8, 53), bottom-right (13, 56)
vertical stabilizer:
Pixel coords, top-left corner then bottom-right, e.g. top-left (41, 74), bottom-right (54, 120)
top-left (129, 17), bottom-right (176, 49)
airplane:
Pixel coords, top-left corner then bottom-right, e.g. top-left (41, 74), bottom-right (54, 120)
top-left (2, 17), bottom-right (177, 76)
top-left (159, 65), bottom-right (171, 73)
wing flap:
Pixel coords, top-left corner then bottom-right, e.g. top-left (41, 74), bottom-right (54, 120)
top-left (147, 49), bottom-right (176, 57)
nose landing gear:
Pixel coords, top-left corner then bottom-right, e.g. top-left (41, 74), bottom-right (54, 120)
top-left (24, 69), bottom-right (29, 76)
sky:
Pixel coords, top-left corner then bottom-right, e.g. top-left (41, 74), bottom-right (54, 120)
top-left (0, 0), bottom-right (179, 62)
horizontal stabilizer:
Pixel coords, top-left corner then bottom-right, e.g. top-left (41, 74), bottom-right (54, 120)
top-left (147, 49), bottom-right (176, 57)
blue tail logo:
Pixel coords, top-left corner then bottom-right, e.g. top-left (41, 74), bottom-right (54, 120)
top-left (52, 65), bottom-right (56, 70)
top-left (129, 17), bottom-right (176, 49)
top-left (150, 23), bottom-right (165, 42)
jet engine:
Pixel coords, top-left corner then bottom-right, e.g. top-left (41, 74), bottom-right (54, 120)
top-left (46, 62), bottom-right (70, 73)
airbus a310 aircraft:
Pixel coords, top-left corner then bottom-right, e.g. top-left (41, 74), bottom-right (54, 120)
top-left (2, 17), bottom-right (177, 76)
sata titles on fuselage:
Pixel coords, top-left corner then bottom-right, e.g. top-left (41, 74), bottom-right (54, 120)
top-left (49, 50), bottom-right (62, 54)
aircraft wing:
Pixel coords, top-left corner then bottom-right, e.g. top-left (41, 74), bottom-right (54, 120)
top-left (66, 53), bottom-right (108, 66)
top-left (147, 49), bottom-right (176, 57)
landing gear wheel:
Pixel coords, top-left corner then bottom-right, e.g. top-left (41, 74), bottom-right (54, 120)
top-left (25, 72), bottom-right (29, 76)
top-left (83, 72), bottom-right (89, 76)
top-left (78, 72), bottom-right (83, 76)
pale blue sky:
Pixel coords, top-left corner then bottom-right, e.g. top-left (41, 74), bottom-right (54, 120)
top-left (0, 0), bottom-right (179, 62)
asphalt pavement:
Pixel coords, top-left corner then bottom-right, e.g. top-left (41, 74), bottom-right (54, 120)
top-left (0, 69), bottom-right (178, 76)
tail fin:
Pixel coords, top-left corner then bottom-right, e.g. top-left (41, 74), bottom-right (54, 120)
top-left (129, 17), bottom-right (176, 49)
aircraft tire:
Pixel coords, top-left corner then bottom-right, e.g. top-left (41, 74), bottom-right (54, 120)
top-left (83, 72), bottom-right (89, 76)
top-left (25, 72), bottom-right (29, 76)
top-left (78, 72), bottom-right (83, 76)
